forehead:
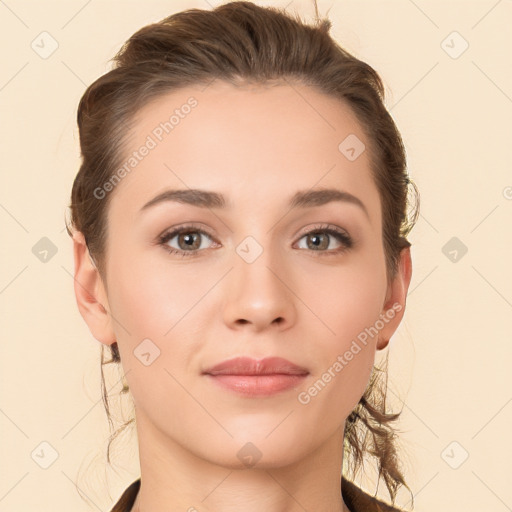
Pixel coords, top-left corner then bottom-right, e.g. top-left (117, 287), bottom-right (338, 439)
top-left (108, 79), bottom-right (380, 224)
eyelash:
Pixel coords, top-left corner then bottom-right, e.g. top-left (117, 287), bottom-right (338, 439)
top-left (157, 223), bottom-right (354, 258)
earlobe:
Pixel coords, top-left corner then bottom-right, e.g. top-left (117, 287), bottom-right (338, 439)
top-left (376, 246), bottom-right (413, 351)
top-left (377, 338), bottom-right (390, 350)
top-left (72, 231), bottom-right (116, 346)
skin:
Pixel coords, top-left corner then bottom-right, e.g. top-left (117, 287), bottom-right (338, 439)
top-left (73, 79), bottom-right (412, 512)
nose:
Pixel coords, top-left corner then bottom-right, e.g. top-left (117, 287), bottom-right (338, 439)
top-left (222, 244), bottom-right (297, 333)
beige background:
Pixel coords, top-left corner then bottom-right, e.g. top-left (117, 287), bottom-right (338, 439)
top-left (1, 0), bottom-right (511, 510)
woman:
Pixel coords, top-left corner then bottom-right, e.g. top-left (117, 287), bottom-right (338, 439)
top-left (67, 2), bottom-right (419, 511)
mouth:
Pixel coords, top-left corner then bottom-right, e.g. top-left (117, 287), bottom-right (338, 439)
top-left (202, 356), bottom-right (309, 397)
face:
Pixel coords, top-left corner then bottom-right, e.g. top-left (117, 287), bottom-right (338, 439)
top-left (77, 79), bottom-right (409, 470)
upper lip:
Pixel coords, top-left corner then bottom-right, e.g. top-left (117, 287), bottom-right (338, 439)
top-left (203, 357), bottom-right (309, 376)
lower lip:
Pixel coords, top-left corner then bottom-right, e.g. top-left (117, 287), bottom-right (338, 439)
top-left (205, 374), bottom-right (308, 397)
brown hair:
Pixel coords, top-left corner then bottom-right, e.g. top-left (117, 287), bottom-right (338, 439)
top-left (66, 1), bottom-right (419, 509)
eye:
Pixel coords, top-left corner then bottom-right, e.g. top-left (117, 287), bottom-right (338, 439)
top-left (157, 223), bottom-right (354, 258)
top-left (295, 224), bottom-right (353, 256)
top-left (157, 224), bottom-right (218, 258)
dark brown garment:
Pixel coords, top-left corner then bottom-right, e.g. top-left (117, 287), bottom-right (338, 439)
top-left (110, 477), bottom-right (404, 512)
top-left (110, 479), bottom-right (139, 512)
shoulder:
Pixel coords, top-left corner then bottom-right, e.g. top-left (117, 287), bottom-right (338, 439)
top-left (110, 478), bottom-right (140, 512)
top-left (342, 476), bottom-right (405, 512)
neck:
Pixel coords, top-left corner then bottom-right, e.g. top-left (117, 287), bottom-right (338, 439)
top-left (130, 413), bottom-right (352, 512)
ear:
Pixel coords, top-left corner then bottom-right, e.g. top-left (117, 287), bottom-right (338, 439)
top-left (72, 231), bottom-right (116, 346)
top-left (376, 246), bottom-right (413, 350)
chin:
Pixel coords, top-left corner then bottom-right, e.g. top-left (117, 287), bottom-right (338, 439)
top-left (194, 433), bottom-right (308, 470)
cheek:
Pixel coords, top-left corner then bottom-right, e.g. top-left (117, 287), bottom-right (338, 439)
top-left (299, 250), bottom-right (387, 340)
top-left (106, 261), bottom-right (203, 416)
top-left (105, 256), bottom-right (216, 397)
top-left (297, 255), bottom-right (386, 406)
top-left (108, 251), bottom-right (212, 337)
top-left (301, 298), bottom-right (379, 424)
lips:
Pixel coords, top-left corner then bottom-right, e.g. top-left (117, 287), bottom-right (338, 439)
top-left (203, 356), bottom-right (309, 397)
top-left (203, 356), bottom-right (309, 376)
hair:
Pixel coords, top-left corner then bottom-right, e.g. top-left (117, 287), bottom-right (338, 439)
top-left (66, 1), bottom-right (419, 509)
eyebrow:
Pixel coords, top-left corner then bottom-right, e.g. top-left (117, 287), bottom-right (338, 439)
top-left (139, 187), bottom-right (369, 219)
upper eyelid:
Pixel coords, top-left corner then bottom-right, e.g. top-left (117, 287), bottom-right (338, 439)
top-left (159, 222), bottom-right (350, 236)
top-left (160, 224), bottom-right (217, 241)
